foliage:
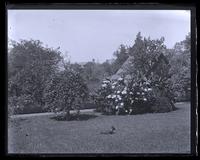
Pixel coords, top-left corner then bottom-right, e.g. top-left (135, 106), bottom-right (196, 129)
top-left (93, 78), bottom-right (113, 113)
top-left (70, 60), bottom-right (113, 95)
top-left (126, 32), bottom-right (175, 102)
top-left (44, 66), bottom-right (88, 120)
top-left (128, 32), bottom-right (167, 77)
top-left (8, 39), bottom-right (63, 114)
top-left (168, 33), bottom-right (191, 101)
top-left (8, 32), bottom-right (190, 116)
top-left (94, 77), bottom-right (156, 115)
top-left (8, 94), bottom-right (47, 115)
top-left (111, 44), bottom-right (130, 74)
top-left (101, 60), bottom-right (113, 77)
top-left (125, 78), bottom-right (156, 114)
top-left (94, 32), bottom-right (187, 115)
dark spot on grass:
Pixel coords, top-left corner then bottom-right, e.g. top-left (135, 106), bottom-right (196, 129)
top-left (50, 114), bottom-right (98, 121)
top-left (18, 118), bottom-right (28, 122)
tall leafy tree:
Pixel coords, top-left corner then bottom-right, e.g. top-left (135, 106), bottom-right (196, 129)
top-left (101, 60), bottom-right (113, 77)
top-left (129, 32), bottom-right (167, 77)
top-left (169, 33), bottom-right (191, 100)
top-left (112, 44), bottom-right (130, 73)
top-left (8, 40), bottom-right (62, 111)
top-left (126, 33), bottom-right (174, 101)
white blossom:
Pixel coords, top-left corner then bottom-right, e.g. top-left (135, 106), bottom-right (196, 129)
top-left (148, 88), bottom-right (152, 91)
top-left (118, 77), bottom-right (123, 81)
top-left (143, 98), bottom-right (147, 101)
top-left (103, 80), bottom-right (110, 83)
top-left (136, 92), bottom-right (140, 95)
top-left (120, 102), bottom-right (124, 106)
top-left (116, 106), bottom-right (119, 109)
top-left (144, 88), bottom-right (148, 92)
top-left (146, 82), bottom-right (150, 85)
top-left (141, 92), bottom-right (145, 95)
top-left (102, 84), bottom-right (107, 87)
top-left (122, 90), bottom-right (127, 95)
top-left (117, 91), bottom-right (121, 94)
top-left (107, 95), bottom-right (112, 98)
top-left (131, 100), bottom-right (134, 104)
top-left (112, 95), bottom-right (116, 98)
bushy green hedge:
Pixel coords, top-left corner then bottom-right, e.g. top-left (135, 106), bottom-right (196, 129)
top-left (8, 95), bottom-right (47, 115)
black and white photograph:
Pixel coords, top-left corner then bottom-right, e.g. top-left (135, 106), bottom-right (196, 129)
top-left (7, 5), bottom-right (196, 155)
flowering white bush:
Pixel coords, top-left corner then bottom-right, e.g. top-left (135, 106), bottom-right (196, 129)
top-left (94, 76), bottom-right (156, 115)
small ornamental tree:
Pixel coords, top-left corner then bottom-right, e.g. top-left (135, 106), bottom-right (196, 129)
top-left (44, 67), bottom-right (88, 120)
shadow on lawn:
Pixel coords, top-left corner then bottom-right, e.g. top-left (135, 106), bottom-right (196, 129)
top-left (50, 114), bottom-right (98, 121)
top-left (9, 117), bottom-right (28, 127)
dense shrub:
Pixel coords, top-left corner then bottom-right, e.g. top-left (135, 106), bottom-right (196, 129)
top-left (125, 78), bottom-right (156, 114)
top-left (8, 40), bottom-right (62, 115)
top-left (8, 94), bottom-right (47, 115)
top-left (151, 97), bottom-right (175, 113)
top-left (44, 67), bottom-right (88, 120)
top-left (94, 77), bottom-right (156, 115)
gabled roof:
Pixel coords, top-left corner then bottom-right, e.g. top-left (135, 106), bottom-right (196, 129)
top-left (110, 56), bottom-right (134, 81)
top-left (110, 53), bottom-right (168, 81)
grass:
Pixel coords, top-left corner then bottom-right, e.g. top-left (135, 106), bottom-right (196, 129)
top-left (8, 102), bottom-right (191, 154)
top-left (50, 114), bottom-right (98, 121)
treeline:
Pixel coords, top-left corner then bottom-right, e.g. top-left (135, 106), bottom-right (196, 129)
top-left (8, 32), bottom-right (191, 117)
top-left (75, 32), bottom-right (190, 102)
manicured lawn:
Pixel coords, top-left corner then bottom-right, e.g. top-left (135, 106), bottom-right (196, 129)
top-left (8, 102), bottom-right (191, 154)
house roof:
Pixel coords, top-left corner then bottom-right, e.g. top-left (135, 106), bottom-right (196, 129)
top-left (110, 53), bottom-right (168, 81)
top-left (110, 56), bottom-right (134, 81)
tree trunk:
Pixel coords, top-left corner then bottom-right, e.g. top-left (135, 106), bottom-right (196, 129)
top-left (63, 98), bottom-right (74, 120)
top-left (64, 109), bottom-right (70, 121)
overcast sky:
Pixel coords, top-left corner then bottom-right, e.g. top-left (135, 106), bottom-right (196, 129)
top-left (8, 10), bottom-right (190, 63)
